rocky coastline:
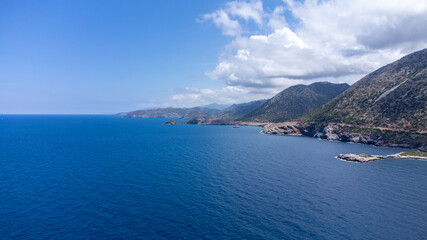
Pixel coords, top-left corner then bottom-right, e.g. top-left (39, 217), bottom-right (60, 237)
top-left (164, 119), bottom-right (268, 127)
top-left (260, 122), bottom-right (427, 152)
top-left (165, 119), bottom-right (427, 152)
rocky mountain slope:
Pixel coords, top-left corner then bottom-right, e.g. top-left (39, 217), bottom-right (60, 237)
top-left (263, 49), bottom-right (427, 151)
top-left (240, 82), bottom-right (350, 122)
top-left (301, 48), bottom-right (427, 131)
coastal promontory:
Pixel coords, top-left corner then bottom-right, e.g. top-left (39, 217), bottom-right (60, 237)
top-left (337, 151), bottom-right (427, 163)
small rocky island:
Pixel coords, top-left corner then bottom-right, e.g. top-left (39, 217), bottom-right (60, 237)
top-left (164, 120), bottom-right (181, 125)
top-left (337, 151), bottom-right (427, 163)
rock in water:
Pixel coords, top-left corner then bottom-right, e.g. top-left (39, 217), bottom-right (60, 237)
top-left (164, 120), bottom-right (181, 125)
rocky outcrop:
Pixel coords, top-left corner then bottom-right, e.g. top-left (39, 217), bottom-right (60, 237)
top-left (261, 122), bottom-right (427, 151)
top-left (261, 122), bottom-right (303, 135)
top-left (338, 152), bottom-right (427, 162)
top-left (337, 154), bottom-right (381, 162)
top-left (164, 120), bottom-right (182, 125)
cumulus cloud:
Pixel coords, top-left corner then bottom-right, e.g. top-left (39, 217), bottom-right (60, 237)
top-left (171, 0), bottom-right (427, 107)
top-left (226, 0), bottom-right (264, 25)
top-left (199, 0), bottom-right (264, 36)
top-left (201, 10), bottom-right (242, 36)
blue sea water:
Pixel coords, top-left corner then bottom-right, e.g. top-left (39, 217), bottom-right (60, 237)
top-left (0, 115), bottom-right (426, 240)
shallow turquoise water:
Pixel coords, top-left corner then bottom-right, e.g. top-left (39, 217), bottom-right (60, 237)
top-left (0, 115), bottom-right (426, 239)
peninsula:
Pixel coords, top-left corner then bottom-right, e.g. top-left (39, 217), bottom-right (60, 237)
top-left (337, 151), bottom-right (427, 163)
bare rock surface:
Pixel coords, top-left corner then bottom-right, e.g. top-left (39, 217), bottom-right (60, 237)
top-left (338, 152), bottom-right (427, 163)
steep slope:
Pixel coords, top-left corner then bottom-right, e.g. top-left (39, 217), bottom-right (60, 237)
top-left (301, 48), bottom-right (427, 130)
top-left (216, 99), bottom-right (266, 120)
top-left (240, 82), bottom-right (350, 122)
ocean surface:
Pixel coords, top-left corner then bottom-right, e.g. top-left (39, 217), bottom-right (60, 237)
top-left (0, 115), bottom-right (426, 239)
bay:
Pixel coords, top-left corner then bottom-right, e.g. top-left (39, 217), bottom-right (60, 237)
top-left (0, 115), bottom-right (425, 239)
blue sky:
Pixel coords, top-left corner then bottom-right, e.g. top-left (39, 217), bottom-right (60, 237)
top-left (1, 0), bottom-right (426, 114)
top-left (0, 0), bottom-right (230, 113)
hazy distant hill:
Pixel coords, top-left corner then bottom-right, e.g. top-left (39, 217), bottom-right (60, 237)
top-left (301, 48), bottom-right (427, 130)
top-left (124, 107), bottom-right (217, 119)
top-left (199, 103), bottom-right (231, 110)
top-left (124, 100), bottom-right (266, 121)
top-left (240, 82), bottom-right (350, 122)
top-left (215, 99), bottom-right (267, 120)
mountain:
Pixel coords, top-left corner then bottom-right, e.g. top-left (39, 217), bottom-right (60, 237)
top-left (240, 82), bottom-right (350, 122)
top-left (301, 48), bottom-right (427, 130)
top-left (215, 99), bottom-right (267, 120)
top-left (124, 107), bottom-right (217, 119)
top-left (199, 103), bottom-right (231, 110)
top-left (125, 100), bottom-right (266, 121)
top-left (262, 49), bottom-right (427, 150)
top-left (190, 107), bottom-right (222, 115)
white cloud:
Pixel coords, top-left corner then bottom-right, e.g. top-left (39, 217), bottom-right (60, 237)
top-left (226, 0), bottom-right (264, 25)
top-left (201, 10), bottom-right (242, 36)
top-left (172, 0), bottom-right (427, 107)
top-left (267, 6), bottom-right (288, 30)
top-left (199, 0), bottom-right (264, 36)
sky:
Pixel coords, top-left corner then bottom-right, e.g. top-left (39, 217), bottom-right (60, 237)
top-left (1, 0), bottom-right (426, 114)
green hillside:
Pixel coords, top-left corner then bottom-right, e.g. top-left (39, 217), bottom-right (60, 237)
top-left (240, 82), bottom-right (349, 122)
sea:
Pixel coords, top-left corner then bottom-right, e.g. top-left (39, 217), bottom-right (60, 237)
top-left (0, 115), bottom-right (426, 239)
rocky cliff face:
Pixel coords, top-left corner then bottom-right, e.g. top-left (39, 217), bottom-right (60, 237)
top-left (261, 122), bottom-right (427, 151)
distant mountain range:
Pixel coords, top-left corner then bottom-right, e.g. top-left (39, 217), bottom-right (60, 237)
top-left (124, 100), bottom-right (266, 121)
top-left (125, 107), bottom-right (218, 119)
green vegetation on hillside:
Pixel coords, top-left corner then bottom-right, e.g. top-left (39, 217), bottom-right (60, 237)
top-left (216, 99), bottom-right (266, 120)
top-left (358, 154), bottom-right (373, 157)
top-left (240, 82), bottom-right (350, 122)
top-left (400, 151), bottom-right (427, 157)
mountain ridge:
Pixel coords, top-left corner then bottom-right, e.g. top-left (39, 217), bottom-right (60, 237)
top-left (300, 48), bottom-right (427, 130)
top-left (240, 82), bottom-right (350, 122)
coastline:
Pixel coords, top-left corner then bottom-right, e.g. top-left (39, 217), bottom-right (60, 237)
top-left (163, 118), bottom-right (427, 153)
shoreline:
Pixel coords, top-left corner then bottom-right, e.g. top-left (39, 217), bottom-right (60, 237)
top-left (163, 119), bottom-right (427, 153)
